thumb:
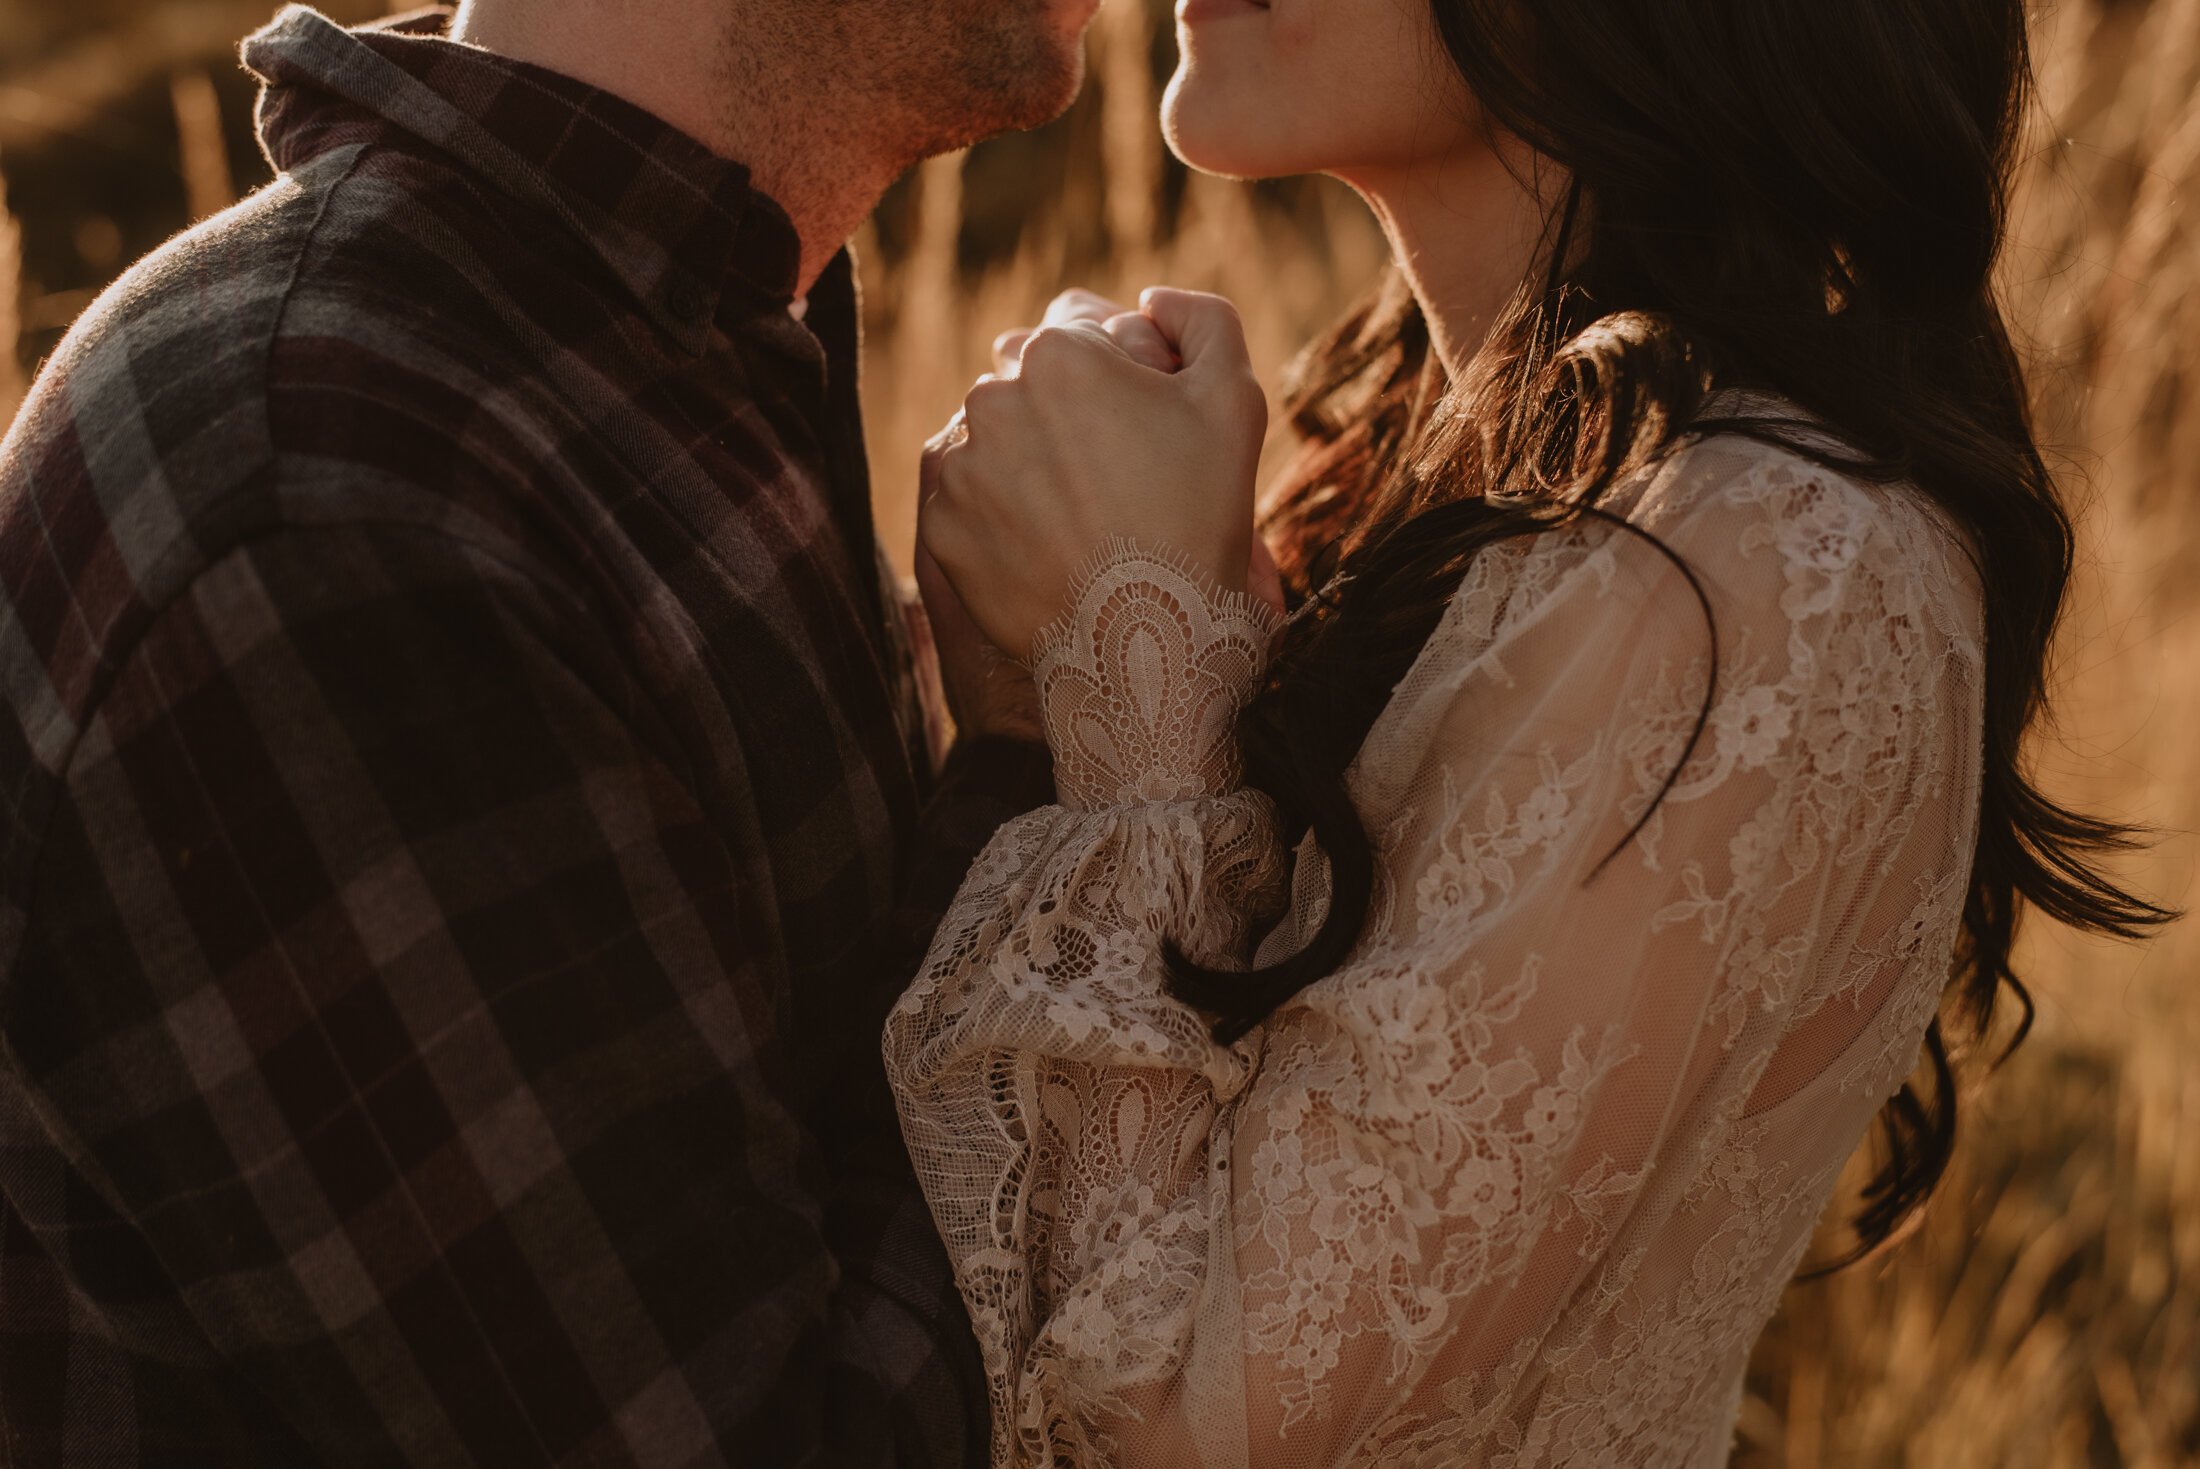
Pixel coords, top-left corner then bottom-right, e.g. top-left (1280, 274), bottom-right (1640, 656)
top-left (1138, 287), bottom-right (1251, 379)
top-left (1100, 311), bottom-right (1181, 373)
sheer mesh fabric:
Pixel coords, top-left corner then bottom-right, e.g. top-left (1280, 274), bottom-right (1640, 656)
top-left (885, 424), bottom-right (1985, 1467)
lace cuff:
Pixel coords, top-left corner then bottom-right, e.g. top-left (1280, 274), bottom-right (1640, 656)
top-left (1027, 536), bottom-right (1285, 811)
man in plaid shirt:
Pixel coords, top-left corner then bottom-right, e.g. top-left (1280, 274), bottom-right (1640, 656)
top-left (0, 0), bottom-right (1093, 1461)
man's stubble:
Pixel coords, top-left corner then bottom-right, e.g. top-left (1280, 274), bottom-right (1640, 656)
top-left (720, 0), bottom-right (1089, 178)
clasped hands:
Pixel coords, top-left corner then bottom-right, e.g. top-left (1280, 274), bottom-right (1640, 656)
top-left (916, 286), bottom-right (1284, 743)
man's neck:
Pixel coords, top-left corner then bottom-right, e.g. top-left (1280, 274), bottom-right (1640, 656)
top-left (1341, 142), bottom-right (1557, 382)
top-left (451, 0), bottom-right (900, 296)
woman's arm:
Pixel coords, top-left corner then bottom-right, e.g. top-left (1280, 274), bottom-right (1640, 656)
top-left (886, 534), bottom-right (1287, 1465)
top-left (887, 445), bottom-right (1983, 1466)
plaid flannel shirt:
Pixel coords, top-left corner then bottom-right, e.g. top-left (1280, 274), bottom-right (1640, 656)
top-left (0, 6), bottom-right (1052, 1464)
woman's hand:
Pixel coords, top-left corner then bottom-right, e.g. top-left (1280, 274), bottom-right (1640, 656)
top-left (921, 288), bottom-right (1269, 663)
top-left (914, 289), bottom-right (1176, 740)
top-left (992, 288), bottom-right (1180, 377)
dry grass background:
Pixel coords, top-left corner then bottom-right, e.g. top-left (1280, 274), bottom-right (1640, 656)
top-left (2, 1), bottom-right (2195, 1463)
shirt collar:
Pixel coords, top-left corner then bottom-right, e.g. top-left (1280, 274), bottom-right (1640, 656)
top-left (243, 4), bottom-right (803, 353)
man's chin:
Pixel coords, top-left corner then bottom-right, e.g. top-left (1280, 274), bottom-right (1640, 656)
top-left (934, 43), bottom-right (1086, 151)
top-left (1019, 44), bottom-right (1089, 130)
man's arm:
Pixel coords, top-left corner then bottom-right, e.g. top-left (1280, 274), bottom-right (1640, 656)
top-left (900, 735), bottom-right (1056, 936)
top-left (9, 517), bottom-right (969, 1466)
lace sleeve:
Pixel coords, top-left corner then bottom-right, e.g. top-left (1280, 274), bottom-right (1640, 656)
top-left (884, 538), bottom-right (1289, 1464)
top-left (887, 455), bottom-right (1984, 1469)
top-left (1027, 535), bottom-right (1284, 810)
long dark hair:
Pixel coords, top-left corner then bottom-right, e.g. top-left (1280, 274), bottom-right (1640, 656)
top-left (1165, 0), bottom-right (2175, 1271)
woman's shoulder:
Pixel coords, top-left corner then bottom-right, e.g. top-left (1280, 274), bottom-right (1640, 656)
top-left (1628, 402), bottom-right (1934, 552)
top-left (1616, 400), bottom-right (1987, 663)
top-left (1369, 397), bottom-right (1987, 778)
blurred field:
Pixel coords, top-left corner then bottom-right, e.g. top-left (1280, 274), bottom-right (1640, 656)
top-left (3, 1), bottom-right (2195, 1464)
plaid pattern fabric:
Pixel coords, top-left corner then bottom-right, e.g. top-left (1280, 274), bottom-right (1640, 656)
top-left (0, 6), bottom-right (1051, 1464)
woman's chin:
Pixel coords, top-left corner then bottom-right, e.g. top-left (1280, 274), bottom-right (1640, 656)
top-left (1160, 79), bottom-right (1301, 180)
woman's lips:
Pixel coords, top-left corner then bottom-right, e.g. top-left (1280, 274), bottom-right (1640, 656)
top-left (1175, 0), bottom-right (1268, 22)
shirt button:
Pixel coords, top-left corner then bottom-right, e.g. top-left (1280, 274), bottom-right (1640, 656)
top-left (668, 284), bottom-right (708, 322)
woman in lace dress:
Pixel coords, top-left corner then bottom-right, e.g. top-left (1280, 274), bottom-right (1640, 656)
top-left (890, 0), bottom-right (2169, 1463)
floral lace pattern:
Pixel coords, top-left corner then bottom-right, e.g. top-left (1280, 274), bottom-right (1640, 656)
top-left (886, 426), bottom-right (1986, 1468)
top-left (1027, 536), bottom-right (1285, 809)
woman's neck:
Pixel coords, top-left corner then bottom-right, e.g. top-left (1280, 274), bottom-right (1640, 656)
top-left (1340, 140), bottom-right (1559, 381)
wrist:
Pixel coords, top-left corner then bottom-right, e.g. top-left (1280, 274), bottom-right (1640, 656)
top-left (944, 644), bottom-right (1045, 744)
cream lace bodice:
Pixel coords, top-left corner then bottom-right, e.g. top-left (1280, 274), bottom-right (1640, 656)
top-left (885, 427), bottom-right (1985, 1468)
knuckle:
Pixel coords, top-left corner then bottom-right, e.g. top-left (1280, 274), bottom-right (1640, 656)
top-left (1052, 287), bottom-right (1105, 315)
top-left (961, 377), bottom-right (1012, 424)
top-left (1017, 325), bottom-right (1080, 372)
